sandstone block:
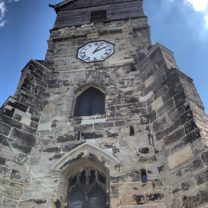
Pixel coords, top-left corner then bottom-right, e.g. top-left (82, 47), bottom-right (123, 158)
top-left (151, 97), bottom-right (163, 111)
top-left (168, 145), bottom-right (193, 169)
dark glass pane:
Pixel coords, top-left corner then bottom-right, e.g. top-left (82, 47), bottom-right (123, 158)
top-left (70, 176), bottom-right (77, 186)
top-left (90, 89), bottom-right (105, 115)
top-left (142, 175), bottom-right (147, 183)
top-left (80, 171), bottom-right (86, 185)
top-left (89, 170), bottom-right (96, 184)
top-left (74, 87), bottom-right (105, 117)
top-left (87, 186), bottom-right (106, 208)
top-left (69, 187), bottom-right (85, 208)
top-left (98, 173), bottom-right (106, 184)
top-left (68, 169), bottom-right (107, 208)
top-left (75, 92), bottom-right (91, 116)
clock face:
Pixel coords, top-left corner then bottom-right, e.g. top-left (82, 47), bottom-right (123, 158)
top-left (77, 41), bottom-right (114, 63)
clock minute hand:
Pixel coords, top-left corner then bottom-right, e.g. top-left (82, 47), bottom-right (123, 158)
top-left (94, 46), bottom-right (108, 53)
top-left (93, 42), bottom-right (108, 54)
top-left (92, 43), bottom-right (103, 54)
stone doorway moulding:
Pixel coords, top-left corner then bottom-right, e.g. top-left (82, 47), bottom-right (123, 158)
top-left (50, 142), bottom-right (120, 207)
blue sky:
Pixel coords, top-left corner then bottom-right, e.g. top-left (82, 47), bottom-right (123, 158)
top-left (0, 0), bottom-right (208, 112)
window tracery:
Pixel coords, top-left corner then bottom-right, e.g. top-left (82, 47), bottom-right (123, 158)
top-left (68, 168), bottom-right (107, 208)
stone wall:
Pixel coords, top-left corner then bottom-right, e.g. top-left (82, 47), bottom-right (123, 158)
top-left (139, 45), bottom-right (208, 208)
top-left (52, 0), bottom-right (144, 28)
top-left (0, 2), bottom-right (207, 208)
top-left (0, 60), bottom-right (53, 207)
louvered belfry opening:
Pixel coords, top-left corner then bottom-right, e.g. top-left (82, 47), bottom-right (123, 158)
top-left (74, 87), bottom-right (105, 117)
top-left (68, 168), bottom-right (107, 208)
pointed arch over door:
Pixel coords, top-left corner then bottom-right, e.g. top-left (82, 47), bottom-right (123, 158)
top-left (50, 143), bottom-right (120, 208)
top-left (74, 87), bottom-right (105, 117)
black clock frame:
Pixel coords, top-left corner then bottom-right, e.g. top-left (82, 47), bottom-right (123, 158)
top-left (77, 40), bottom-right (115, 63)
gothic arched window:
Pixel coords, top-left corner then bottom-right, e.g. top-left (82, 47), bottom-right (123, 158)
top-left (74, 87), bottom-right (105, 117)
top-left (68, 168), bottom-right (107, 208)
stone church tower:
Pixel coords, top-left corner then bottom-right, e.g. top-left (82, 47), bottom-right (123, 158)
top-left (0, 0), bottom-right (208, 207)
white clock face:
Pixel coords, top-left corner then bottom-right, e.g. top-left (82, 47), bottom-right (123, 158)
top-left (77, 41), bottom-right (114, 63)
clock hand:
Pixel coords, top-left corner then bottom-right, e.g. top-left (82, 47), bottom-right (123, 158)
top-left (97, 46), bottom-right (109, 51)
top-left (92, 43), bottom-right (102, 54)
top-left (92, 43), bottom-right (106, 54)
top-left (93, 46), bottom-right (108, 54)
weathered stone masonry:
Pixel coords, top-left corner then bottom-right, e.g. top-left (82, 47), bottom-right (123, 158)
top-left (0, 0), bottom-right (208, 207)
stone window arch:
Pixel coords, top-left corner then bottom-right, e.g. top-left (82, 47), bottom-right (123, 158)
top-left (74, 87), bottom-right (105, 117)
top-left (67, 168), bottom-right (108, 208)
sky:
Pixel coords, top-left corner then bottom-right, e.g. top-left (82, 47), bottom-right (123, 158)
top-left (0, 0), bottom-right (207, 112)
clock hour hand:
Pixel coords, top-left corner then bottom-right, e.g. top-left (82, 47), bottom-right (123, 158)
top-left (93, 43), bottom-right (107, 54)
top-left (94, 46), bottom-right (108, 53)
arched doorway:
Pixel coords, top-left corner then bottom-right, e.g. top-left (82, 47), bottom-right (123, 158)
top-left (68, 168), bottom-right (107, 208)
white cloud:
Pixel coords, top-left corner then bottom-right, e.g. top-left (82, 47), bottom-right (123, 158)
top-left (0, 2), bottom-right (6, 17)
top-left (0, 0), bottom-right (20, 27)
top-left (0, 1), bottom-right (6, 27)
top-left (168, 0), bottom-right (208, 30)
top-left (185, 0), bottom-right (208, 12)
top-left (185, 0), bottom-right (208, 29)
top-left (0, 20), bottom-right (5, 27)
